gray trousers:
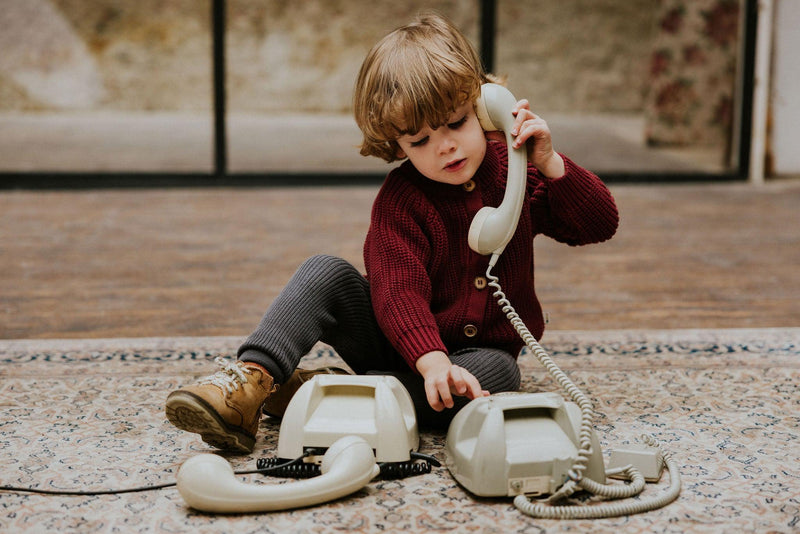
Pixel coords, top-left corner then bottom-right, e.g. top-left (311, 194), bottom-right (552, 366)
top-left (239, 254), bottom-right (520, 429)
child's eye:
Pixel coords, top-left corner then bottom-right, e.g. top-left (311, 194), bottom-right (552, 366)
top-left (410, 136), bottom-right (429, 147)
top-left (447, 116), bottom-right (467, 129)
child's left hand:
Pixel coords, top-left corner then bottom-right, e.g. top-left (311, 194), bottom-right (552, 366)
top-left (509, 99), bottom-right (565, 179)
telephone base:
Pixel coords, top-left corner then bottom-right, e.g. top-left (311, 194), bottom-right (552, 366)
top-left (277, 374), bottom-right (419, 463)
top-left (445, 392), bottom-right (606, 497)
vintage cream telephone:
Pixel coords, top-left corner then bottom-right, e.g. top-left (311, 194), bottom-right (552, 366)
top-left (450, 83), bottom-right (681, 518)
top-left (176, 83), bottom-right (680, 518)
top-left (177, 434), bottom-right (379, 513)
top-left (176, 375), bottom-right (423, 513)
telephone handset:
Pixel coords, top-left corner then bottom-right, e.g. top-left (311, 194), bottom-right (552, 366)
top-left (177, 435), bottom-right (379, 513)
top-left (468, 83), bottom-right (529, 260)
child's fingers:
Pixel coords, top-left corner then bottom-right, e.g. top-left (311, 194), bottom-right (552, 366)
top-left (425, 366), bottom-right (487, 412)
top-left (449, 365), bottom-right (468, 395)
top-left (511, 99), bottom-right (533, 135)
top-left (465, 376), bottom-right (486, 400)
top-left (450, 366), bottom-right (485, 400)
top-left (438, 382), bottom-right (454, 409)
top-left (424, 380), bottom-right (445, 411)
top-left (512, 117), bottom-right (550, 149)
top-left (511, 111), bottom-right (538, 137)
top-left (427, 374), bottom-right (455, 411)
top-left (512, 99), bottom-right (531, 114)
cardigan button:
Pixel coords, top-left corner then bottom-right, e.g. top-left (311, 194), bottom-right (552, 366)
top-left (474, 276), bottom-right (487, 290)
top-left (462, 180), bottom-right (476, 192)
top-left (463, 324), bottom-right (478, 338)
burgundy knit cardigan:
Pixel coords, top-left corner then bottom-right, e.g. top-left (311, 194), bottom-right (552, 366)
top-left (364, 141), bottom-right (619, 370)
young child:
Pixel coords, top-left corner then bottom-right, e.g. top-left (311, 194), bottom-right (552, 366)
top-left (165, 12), bottom-right (618, 453)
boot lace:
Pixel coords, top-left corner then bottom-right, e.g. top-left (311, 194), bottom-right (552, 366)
top-left (198, 357), bottom-right (252, 395)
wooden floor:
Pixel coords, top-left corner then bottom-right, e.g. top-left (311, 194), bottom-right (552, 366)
top-left (1, 179), bottom-right (798, 340)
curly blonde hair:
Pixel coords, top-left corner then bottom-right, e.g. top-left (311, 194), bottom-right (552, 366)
top-left (353, 12), bottom-right (498, 163)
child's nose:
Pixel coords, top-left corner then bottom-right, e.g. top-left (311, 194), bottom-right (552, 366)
top-left (437, 135), bottom-right (457, 154)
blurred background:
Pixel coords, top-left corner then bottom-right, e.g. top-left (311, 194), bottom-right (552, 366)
top-left (1, 0), bottom-right (795, 182)
top-left (1, 0), bottom-right (798, 340)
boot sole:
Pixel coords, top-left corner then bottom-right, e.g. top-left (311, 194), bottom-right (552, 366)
top-left (165, 391), bottom-right (255, 453)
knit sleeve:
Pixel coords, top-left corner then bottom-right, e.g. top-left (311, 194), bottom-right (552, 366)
top-left (364, 174), bottom-right (448, 370)
top-left (528, 154), bottom-right (619, 246)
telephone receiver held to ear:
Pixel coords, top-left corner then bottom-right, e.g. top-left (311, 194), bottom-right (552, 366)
top-left (176, 435), bottom-right (380, 513)
top-left (468, 83), bottom-right (529, 259)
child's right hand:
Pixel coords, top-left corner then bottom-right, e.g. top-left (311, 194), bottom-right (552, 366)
top-left (483, 99), bottom-right (565, 179)
top-left (415, 351), bottom-right (489, 411)
top-left (510, 99), bottom-right (565, 178)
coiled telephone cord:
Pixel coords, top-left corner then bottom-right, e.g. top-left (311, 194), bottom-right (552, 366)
top-left (256, 451), bottom-right (440, 480)
top-left (485, 256), bottom-right (681, 518)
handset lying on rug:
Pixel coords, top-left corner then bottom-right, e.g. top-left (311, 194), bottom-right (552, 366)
top-left (176, 375), bottom-right (429, 513)
top-left (447, 83), bottom-right (682, 519)
top-left (177, 435), bottom-right (379, 513)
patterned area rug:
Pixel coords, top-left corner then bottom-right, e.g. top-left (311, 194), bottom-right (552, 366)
top-left (1, 328), bottom-right (798, 533)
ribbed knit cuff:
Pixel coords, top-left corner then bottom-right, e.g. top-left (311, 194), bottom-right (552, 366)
top-left (394, 325), bottom-right (448, 372)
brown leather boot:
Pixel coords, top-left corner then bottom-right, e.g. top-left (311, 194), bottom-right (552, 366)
top-left (165, 357), bottom-right (276, 453)
top-left (262, 367), bottom-right (351, 419)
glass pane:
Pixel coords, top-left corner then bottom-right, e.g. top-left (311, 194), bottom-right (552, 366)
top-left (226, 0), bottom-right (480, 174)
top-left (495, 0), bottom-right (743, 175)
top-left (0, 0), bottom-right (213, 173)
top-left (227, 0), bottom-right (744, 177)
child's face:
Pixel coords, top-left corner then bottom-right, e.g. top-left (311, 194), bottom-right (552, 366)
top-left (395, 102), bottom-right (487, 186)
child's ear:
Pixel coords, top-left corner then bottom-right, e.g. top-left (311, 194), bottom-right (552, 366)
top-left (395, 147), bottom-right (407, 159)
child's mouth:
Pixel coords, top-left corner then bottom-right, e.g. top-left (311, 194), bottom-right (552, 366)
top-left (445, 158), bottom-right (466, 172)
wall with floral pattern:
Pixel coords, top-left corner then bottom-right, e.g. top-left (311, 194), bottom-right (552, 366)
top-left (643, 0), bottom-right (741, 149)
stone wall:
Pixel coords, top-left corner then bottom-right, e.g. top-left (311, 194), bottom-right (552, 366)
top-left (1, 0), bottom-right (657, 114)
top-left (496, 1), bottom-right (658, 113)
top-left (0, 0), bottom-right (743, 148)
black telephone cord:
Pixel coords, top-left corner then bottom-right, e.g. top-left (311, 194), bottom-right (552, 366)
top-left (0, 451), bottom-right (314, 496)
top-left (255, 450), bottom-right (440, 480)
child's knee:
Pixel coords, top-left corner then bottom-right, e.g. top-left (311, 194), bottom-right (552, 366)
top-left (293, 255), bottom-right (368, 303)
top-left (298, 255), bottom-right (358, 283)
top-left (300, 254), bottom-right (348, 273)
